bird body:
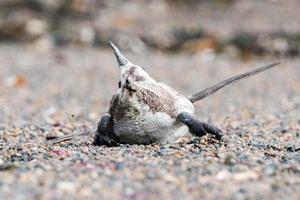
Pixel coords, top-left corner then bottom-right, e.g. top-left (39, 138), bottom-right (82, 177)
top-left (93, 42), bottom-right (280, 146)
top-left (109, 78), bottom-right (194, 144)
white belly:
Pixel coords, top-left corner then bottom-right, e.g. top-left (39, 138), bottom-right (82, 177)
top-left (113, 111), bottom-right (189, 144)
top-left (110, 81), bottom-right (194, 144)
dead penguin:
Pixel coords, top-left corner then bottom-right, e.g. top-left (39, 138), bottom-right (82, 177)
top-left (93, 42), bottom-right (280, 146)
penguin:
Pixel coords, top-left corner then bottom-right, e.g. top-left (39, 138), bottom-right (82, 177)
top-left (93, 42), bottom-right (280, 146)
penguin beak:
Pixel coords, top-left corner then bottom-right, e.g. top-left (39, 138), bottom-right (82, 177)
top-left (109, 41), bottom-right (130, 67)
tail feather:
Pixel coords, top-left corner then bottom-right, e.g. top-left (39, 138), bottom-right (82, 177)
top-left (189, 61), bottom-right (281, 103)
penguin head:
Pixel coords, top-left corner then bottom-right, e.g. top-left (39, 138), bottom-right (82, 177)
top-left (109, 42), bottom-right (154, 88)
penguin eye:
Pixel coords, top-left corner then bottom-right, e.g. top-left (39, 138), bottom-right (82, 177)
top-left (118, 81), bottom-right (121, 88)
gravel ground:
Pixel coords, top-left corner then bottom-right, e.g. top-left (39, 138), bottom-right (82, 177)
top-left (0, 44), bottom-right (300, 199)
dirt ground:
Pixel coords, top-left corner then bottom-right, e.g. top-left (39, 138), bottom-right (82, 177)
top-left (0, 1), bottom-right (300, 200)
top-left (0, 44), bottom-right (299, 199)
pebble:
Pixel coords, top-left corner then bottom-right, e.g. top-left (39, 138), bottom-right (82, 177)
top-left (57, 181), bottom-right (77, 193)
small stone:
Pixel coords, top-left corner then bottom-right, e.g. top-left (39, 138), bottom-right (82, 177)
top-left (216, 170), bottom-right (231, 181)
top-left (264, 164), bottom-right (277, 176)
top-left (57, 181), bottom-right (77, 193)
top-left (252, 142), bottom-right (268, 149)
top-left (233, 171), bottom-right (259, 181)
top-left (0, 162), bottom-right (17, 171)
top-left (115, 162), bottom-right (125, 170)
top-left (224, 155), bottom-right (236, 165)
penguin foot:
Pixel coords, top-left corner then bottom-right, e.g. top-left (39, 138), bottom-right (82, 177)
top-left (93, 113), bottom-right (118, 147)
top-left (177, 112), bottom-right (223, 140)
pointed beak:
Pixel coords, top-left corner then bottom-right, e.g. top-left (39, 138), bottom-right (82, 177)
top-left (109, 41), bottom-right (130, 67)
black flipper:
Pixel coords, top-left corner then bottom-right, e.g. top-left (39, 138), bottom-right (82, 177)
top-left (177, 112), bottom-right (223, 140)
top-left (93, 113), bottom-right (118, 147)
top-left (189, 62), bottom-right (281, 103)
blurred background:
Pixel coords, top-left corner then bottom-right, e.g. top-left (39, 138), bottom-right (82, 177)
top-left (0, 0), bottom-right (299, 125)
top-left (1, 0), bottom-right (300, 55)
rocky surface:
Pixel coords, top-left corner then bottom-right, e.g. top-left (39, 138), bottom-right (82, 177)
top-left (0, 44), bottom-right (299, 199)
